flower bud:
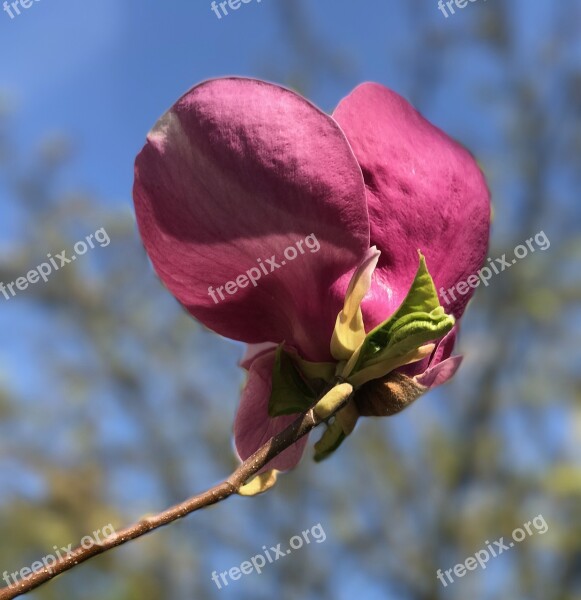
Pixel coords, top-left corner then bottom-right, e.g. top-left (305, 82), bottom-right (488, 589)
top-left (355, 372), bottom-right (427, 417)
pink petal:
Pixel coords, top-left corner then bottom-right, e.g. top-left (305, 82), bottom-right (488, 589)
top-left (333, 83), bottom-right (490, 327)
top-left (415, 355), bottom-right (463, 388)
top-left (234, 350), bottom-right (309, 472)
top-left (134, 78), bottom-right (369, 361)
top-left (429, 325), bottom-right (458, 366)
top-left (239, 342), bottom-right (278, 370)
top-left (415, 326), bottom-right (461, 388)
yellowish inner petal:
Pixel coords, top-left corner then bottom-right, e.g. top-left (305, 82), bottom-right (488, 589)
top-left (330, 247), bottom-right (381, 361)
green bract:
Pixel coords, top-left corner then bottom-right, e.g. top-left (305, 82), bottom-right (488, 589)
top-left (313, 420), bottom-right (346, 462)
top-left (268, 345), bottom-right (316, 417)
top-left (342, 252), bottom-right (455, 382)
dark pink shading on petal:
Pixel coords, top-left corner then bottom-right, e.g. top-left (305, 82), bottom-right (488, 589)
top-left (333, 83), bottom-right (490, 327)
top-left (234, 350), bottom-right (309, 473)
top-left (134, 78), bottom-right (369, 361)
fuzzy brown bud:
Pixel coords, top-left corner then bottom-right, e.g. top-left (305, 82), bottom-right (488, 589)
top-left (355, 372), bottom-right (427, 417)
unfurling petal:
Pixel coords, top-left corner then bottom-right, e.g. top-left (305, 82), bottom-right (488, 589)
top-left (415, 355), bottom-right (463, 388)
top-left (397, 324), bottom-right (462, 390)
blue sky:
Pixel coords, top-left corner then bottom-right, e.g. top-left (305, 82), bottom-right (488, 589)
top-left (0, 0), bottom-right (565, 238)
top-left (0, 0), bottom-right (522, 205)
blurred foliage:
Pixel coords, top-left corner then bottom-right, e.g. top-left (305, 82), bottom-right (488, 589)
top-left (0, 1), bottom-right (580, 599)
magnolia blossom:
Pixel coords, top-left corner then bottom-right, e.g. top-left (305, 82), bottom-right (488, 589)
top-left (133, 78), bottom-right (490, 473)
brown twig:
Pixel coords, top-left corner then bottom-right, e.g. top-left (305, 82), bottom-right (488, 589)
top-left (0, 389), bottom-right (349, 599)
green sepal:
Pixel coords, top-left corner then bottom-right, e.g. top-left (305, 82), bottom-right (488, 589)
top-left (313, 419), bottom-right (346, 462)
top-left (348, 252), bottom-right (455, 377)
top-left (268, 345), bottom-right (316, 417)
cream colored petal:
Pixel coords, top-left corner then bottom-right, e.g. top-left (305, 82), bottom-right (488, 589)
top-left (330, 247), bottom-right (381, 360)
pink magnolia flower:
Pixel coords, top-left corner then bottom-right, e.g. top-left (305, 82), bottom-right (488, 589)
top-left (133, 78), bottom-right (490, 473)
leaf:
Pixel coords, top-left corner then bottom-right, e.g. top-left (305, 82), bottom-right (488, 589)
top-left (345, 252), bottom-right (455, 379)
top-left (313, 420), bottom-right (346, 462)
top-left (369, 307), bottom-right (454, 365)
top-left (268, 345), bottom-right (316, 417)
